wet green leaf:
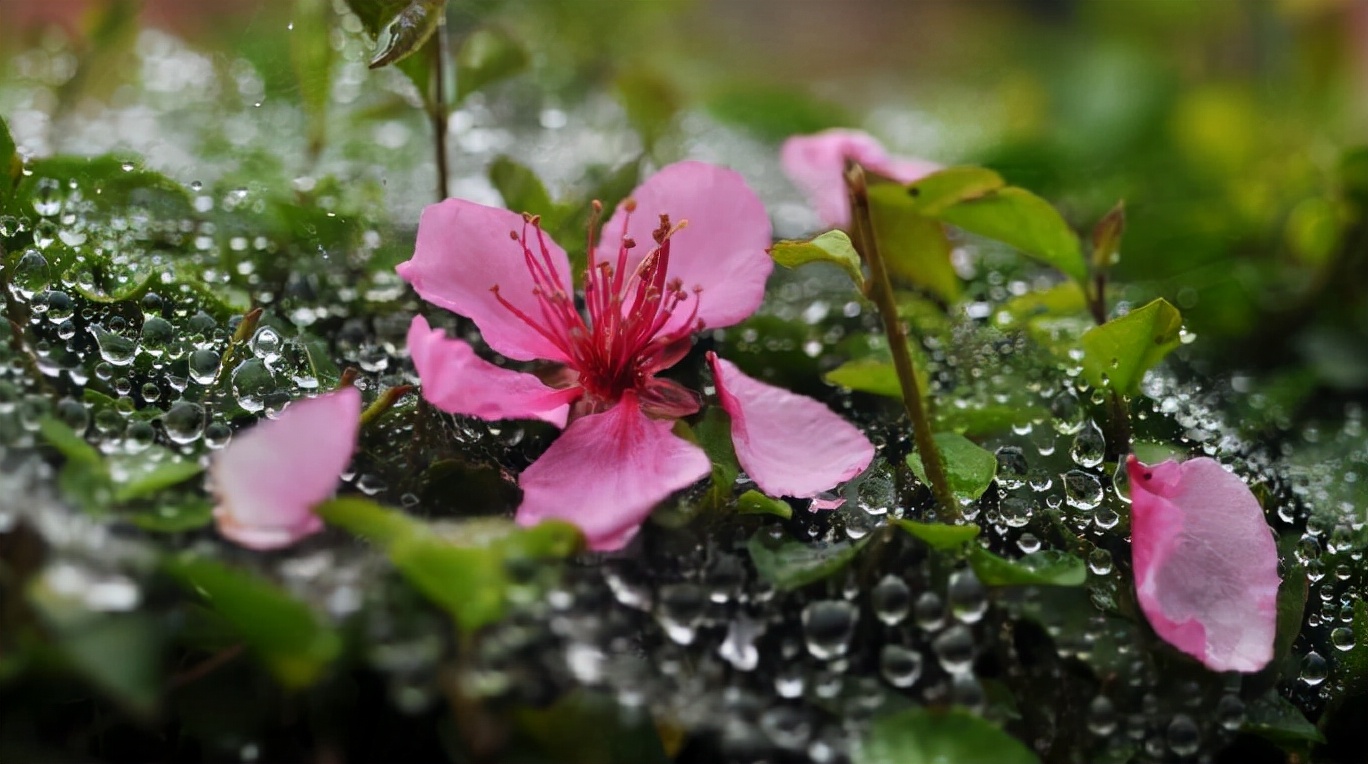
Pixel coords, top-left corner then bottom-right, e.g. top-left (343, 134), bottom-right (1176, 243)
top-left (367, 0), bottom-right (445, 69)
top-left (456, 27), bottom-right (529, 102)
top-left (939, 186), bottom-right (1087, 284)
top-left (290, 0), bottom-right (337, 155)
top-left (38, 417), bottom-right (102, 469)
top-left (21, 155), bottom-right (193, 221)
top-left (737, 490), bottom-right (793, 519)
top-left (892, 518), bottom-right (980, 551)
top-left (907, 432), bottom-right (997, 501)
top-left (936, 401), bottom-right (1046, 438)
top-left (1129, 439), bottom-right (1186, 466)
top-left (1242, 691), bottom-right (1325, 746)
top-left (770, 230), bottom-right (864, 289)
top-left (108, 450), bottom-right (203, 503)
top-left (867, 185), bottom-right (960, 303)
top-left (968, 547), bottom-right (1087, 587)
top-left (1080, 298), bottom-right (1183, 395)
top-left (855, 706), bottom-right (1039, 764)
top-left (997, 281), bottom-right (1088, 327)
top-left (163, 556), bottom-right (342, 688)
top-left (125, 498), bottom-right (215, 533)
top-left (0, 113), bottom-right (19, 196)
top-left (318, 498), bottom-right (581, 631)
top-left (301, 336), bottom-right (342, 389)
top-left (824, 357), bottom-right (903, 399)
top-left (747, 532), bottom-right (869, 591)
top-left (901, 166), bottom-right (1005, 216)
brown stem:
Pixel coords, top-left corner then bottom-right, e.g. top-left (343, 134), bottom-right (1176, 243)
top-left (844, 163), bottom-right (957, 518)
top-left (1086, 260), bottom-right (1131, 460)
top-left (430, 16), bottom-right (450, 203)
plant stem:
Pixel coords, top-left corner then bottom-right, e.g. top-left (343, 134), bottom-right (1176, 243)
top-left (844, 163), bottom-right (957, 519)
top-left (430, 16), bottom-right (450, 203)
top-left (1085, 263), bottom-right (1131, 460)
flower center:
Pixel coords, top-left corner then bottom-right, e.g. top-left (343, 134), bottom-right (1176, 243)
top-left (491, 203), bottom-right (703, 406)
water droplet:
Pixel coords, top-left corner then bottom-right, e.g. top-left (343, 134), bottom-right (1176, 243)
top-left (802, 600), bottom-right (858, 660)
top-left (140, 316), bottom-right (175, 357)
top-left (1070, 420), bottom-right (1106, 467)
top-left (878, 644), bottom-right (922, 688)
top-left (1088, 695), bottom-right (1117, 736)
top-left (162, 401), bottom-right (206, 445)
top-left (1215, 694), bottom-right (1245, 731)
top-left (759, 706), bottom-right (811, 750)
top-left (1331, 626), bottom-right (1356, 652)
top-left (1087, 548), bottom-right (1113, 576)
top-left (90, 325), bottom-right (137, 367)
top-left (870, 574), bottom-right (911, 626)
top-left (913, 591), bottom-right (945, 631)
top-left (189, 348), bottom-right (221, 385)
top-left (995, 446), bottom-right (1028, 489)
top-left (947, 569), bottom-right (987, 624)
top-left (931, 624), bottom-right (975, 673)
top-left (1062, 470), bottom-right (1104, 510)
top-left (10, 250), bottom-right (51, 299)
top-left (1166, 713), bottom-right (1200, 757)
top-left (1300, 650), bottom-right (1328, 686)
top-left (656, 583), bottom-right (705, 645)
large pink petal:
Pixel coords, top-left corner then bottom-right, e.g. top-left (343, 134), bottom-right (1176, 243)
top-left (211, 386), bottom-right (362, 550)
top-left (708, 352), bottom-right (874, 498)
top-left (397, 200), bottom-right (573, 362)
top-left (595, 161), bottom-right (773, 334)
top-left (515, 393), bottom-right (710, 551)
top-left (408, 315), bottom-right (578, 428)
top-left (780, 129), bottom-right (939, 229)
top-left (1128, 455), bottom-right (1281, 672)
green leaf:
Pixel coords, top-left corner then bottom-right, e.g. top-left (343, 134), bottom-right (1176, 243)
top-left (38, 417), bottom-right (103, 469)
top-left (125, 498), bottom-right (214, 533)
top-left (770, 230), bottom-right (864, 289)
top-left (747, 532), bottom-right (868, 591)
top-left (854, 707), bottom-right (1039, 764)
top-left (1079, 298), bottom-right (1183, 396)
top-left (906, 432), bottom-right (997, 501)
top-left (892, 518), bottom-right (980, 551)
top-left (1129, 439), bottom-right (1187, 466)
top-left (691, 408), bottom-right (741, 509)
top-left (867, 184), bottom-right (960, 303)
top-left (1331, 597), bottom-right (1368, 699)
top-left (163, 556), bottom-right (342, 688)
top-left (997, 281), bottom-right (1088, 327)
top-left (21, 155), bottom-right (193, 221)
top-left (938, 186), bottom-right (1087, 284)
top-left (290, 0), bottom-right (337, 155)
top-left (615, 70), bottom-right (680, 153)
top-left (936, 400), bottom-right (1046, 438)
top-left (456, 27), bottom-right (529, 102)
top-left (366, 0), bottom-right (445, 69)
top-left (301, 336), bottom-right (342, 389)
top-left (0, 113), bottom-right (19, 195)
top-left (489, 155), bottom-right (556, 218)
top-left (705, 85), bottom-right (851, 143)
top-left (901, 166), bottom-right (1005, 217)
top-left (29, 580), bottom-right (162, 718)
top-left (825, 357), bottom-right (903, 399)
top-left (968, 547), bottom-right (1087, 587)
top-left (1241, 691), bottom-right (1325, 746)
top-left (108, 449), bottom-right (203, 503)
top-left (737, 490), bottom-right (793, 519)
top-left (318, 498), bottom-right (581, 631)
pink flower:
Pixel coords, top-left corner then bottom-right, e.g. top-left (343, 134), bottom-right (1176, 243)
top-left (398, 161), bottom-right (875, 550)
top-left (211, 386), bottom-right (362, 550)
top-left (781, 128), bottom-right (940, 230)
top-left (1127, 455), bottom-right (1281, 672)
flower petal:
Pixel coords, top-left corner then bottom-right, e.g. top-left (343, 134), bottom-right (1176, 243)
top-left (408, 315), bottom-right (577, 427)
top-left (596, 161), bottom-right (773, 334)
top-left (211, 386), bottom-right (362, 550)
top-left (781, 129), bottom-right (939, 229)
top-left (515, 392), bottom-right (710, 551)
top-left (397, 199), bottom-right (573, 362)
top-left (1127, 455), bottom-right (1281, 672)
top-left (708, 352), bottom-right (874, 498)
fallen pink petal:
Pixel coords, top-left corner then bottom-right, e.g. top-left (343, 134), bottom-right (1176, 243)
top-left (781, 128), bottom-right (940, 229)
top-left (1127, 455), bottom-right (1282, 672)
top-left (211, 386), bottom-right (362, 550)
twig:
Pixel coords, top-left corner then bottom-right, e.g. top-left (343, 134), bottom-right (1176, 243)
top-left (430, 15), bottom-right (450, 203)
top-left (844, 163), bottom-right (957, 518)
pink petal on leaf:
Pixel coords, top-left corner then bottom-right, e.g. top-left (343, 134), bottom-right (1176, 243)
top-left (211, 386), bottom-right (362, 550)
top-left (408, 315), bottom-right (578, 428)
top-left (596, 161), bottom-right (773, 335)
top-left (1127, 455), bottom-right (1281, 672)
top-left (397, 199), bottom-right (573, 362)
top-left (516, 392), bottom-right (710, 551)
top-left (708, 352), bottom-right (874, 499)
top-left (781, 128), bottom-right (940, 229)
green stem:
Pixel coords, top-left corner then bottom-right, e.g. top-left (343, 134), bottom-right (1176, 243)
top-left (1085, 271), bottom-right (1132, 460)
top-left (844, 163), bottom-right (957, 519)
top-left (430, 16), bottom-right (450, 203)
